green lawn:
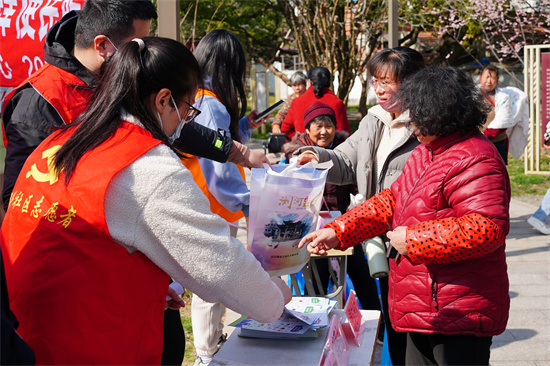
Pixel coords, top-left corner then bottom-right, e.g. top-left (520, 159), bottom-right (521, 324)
top-left (507, 152), bottom-right (550, 196)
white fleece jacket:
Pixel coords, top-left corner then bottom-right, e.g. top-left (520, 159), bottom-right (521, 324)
top-left (104, 141), bottom-right (284, 323)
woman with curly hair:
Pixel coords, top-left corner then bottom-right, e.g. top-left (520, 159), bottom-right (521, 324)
top-left (299, 66), bottom-right (511, 365)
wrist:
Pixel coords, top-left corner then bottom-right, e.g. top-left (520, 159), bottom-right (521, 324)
top-left (228, 140), bottom-right (249, 166)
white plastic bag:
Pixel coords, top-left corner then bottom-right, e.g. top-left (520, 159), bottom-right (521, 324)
top-left (248, 161), bottom-right (333, 276)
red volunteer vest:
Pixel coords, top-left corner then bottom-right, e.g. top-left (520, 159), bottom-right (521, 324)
top-left (180, 89), bottom-right (246, 222)
top-left (1, 122), bottom-right (168, 365)
top-left (2, 63), bottom-right (94, 147)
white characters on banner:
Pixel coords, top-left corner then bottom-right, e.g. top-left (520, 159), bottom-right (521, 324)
top-left (39, 0), bottom-right (62, 40)
top-left (17, 0), bottom-right (42, 40)
top-left (0, 54), bottom-right (13, 80)
top-left (21, 55), bottom-right (44, 78)
top-left (0, 0), bottom-right (84, 87)
top-left (0, 0), bottom-right (18, 37)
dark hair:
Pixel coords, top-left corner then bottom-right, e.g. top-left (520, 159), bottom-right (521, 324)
top-left (306, 115), bottom-right (336, 130)
top-left (397, 66), bottom-right (488, 137)
top-left (52, 37), bottom-right (203, 183)
top-left (75, 0), bottom-right (157, 49)
top-left (481, 64), bottom-right (499, 79)
top-left (367, 46), bottom-right (425, 83)
top-left (193, 29), bottom-right (247, 143)
top-left (307, 67), bottom-right (332, 97)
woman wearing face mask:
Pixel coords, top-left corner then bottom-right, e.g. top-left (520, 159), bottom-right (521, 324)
top-left (0, 37), bottom-right (291, 365)
top-left (297, 47), bottom-right (425, 365)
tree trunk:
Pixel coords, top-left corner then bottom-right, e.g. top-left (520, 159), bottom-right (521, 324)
top-left (358, 73), bottom-right (368, 118)
top-left (253, 55), bottom-right (290, 85)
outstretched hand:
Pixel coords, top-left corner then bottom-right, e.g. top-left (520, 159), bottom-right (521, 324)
top-left (230, 141), bottom-right (272, 169)
top-left (298, 228), bottom-right (340, 256)
top-left (244, 148), bottom-right (271, 169)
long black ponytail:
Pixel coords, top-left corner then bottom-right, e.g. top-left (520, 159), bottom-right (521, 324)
top-left (307, 67), bottom-right (332, 98)
top-left (52, 37), bottom-right (202, 183)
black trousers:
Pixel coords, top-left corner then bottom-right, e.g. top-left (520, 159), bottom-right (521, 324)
top-left (406, 332), bottom-right (492, 366)
top-left (492, 138), bottom-right (508, 165)
top-left (346, 243), bottom-right (381, 311)
top-left (161, 308), bottom-right (185, 365)
top-left (161, 277), bottom-right (186, 366)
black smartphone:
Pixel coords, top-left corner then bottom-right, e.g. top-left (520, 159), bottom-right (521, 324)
top-left (254, 99), bottom-right (285, 122)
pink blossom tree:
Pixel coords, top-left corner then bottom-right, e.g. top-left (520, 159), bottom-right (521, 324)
top-left (403, 0), bottom-right (549, 85)
top-left (442, 0), bottom-right (549, 66)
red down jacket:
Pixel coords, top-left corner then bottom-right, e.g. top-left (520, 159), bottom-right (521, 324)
top-left (327, 130), bottom-right (510, 336)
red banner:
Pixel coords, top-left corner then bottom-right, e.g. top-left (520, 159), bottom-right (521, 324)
top-left (0, 0), bottom-right (86, 88)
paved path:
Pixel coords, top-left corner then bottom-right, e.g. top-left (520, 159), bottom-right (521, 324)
top-left (228, 160), bottom-right (550, 365)
top-left (489, 196), bottom-right (550, 366)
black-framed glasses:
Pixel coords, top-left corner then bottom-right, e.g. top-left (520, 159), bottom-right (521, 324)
top-left (171, 96), bottom-right (201, 124)
top-left (181, 100), bottom-right (201, 123)
top-left (369, 78), bottom-right (394, 91)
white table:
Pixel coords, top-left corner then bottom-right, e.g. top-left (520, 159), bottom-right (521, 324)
top-left (211, 309), bottom-right (381, 366)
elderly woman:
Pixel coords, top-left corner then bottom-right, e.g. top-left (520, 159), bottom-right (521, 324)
top-left (271, 71), bottom-right (308, 133)
top-left (300, 66), bottom-right (510, 366)
top-left (283, 100), bottom-right (357, 217)
top-left (283, 101), bottom-right (395, 314)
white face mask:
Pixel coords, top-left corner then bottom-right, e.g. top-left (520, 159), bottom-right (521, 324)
top-left (100, 37), bottom-right (118, 62)
top-left (156, 95), bottom-right (187, 144)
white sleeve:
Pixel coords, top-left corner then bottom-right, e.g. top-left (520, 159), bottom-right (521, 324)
top-left (105, 145), bottom-right (284, 323)
top-left (487, 90), bottom-right (515, 130)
